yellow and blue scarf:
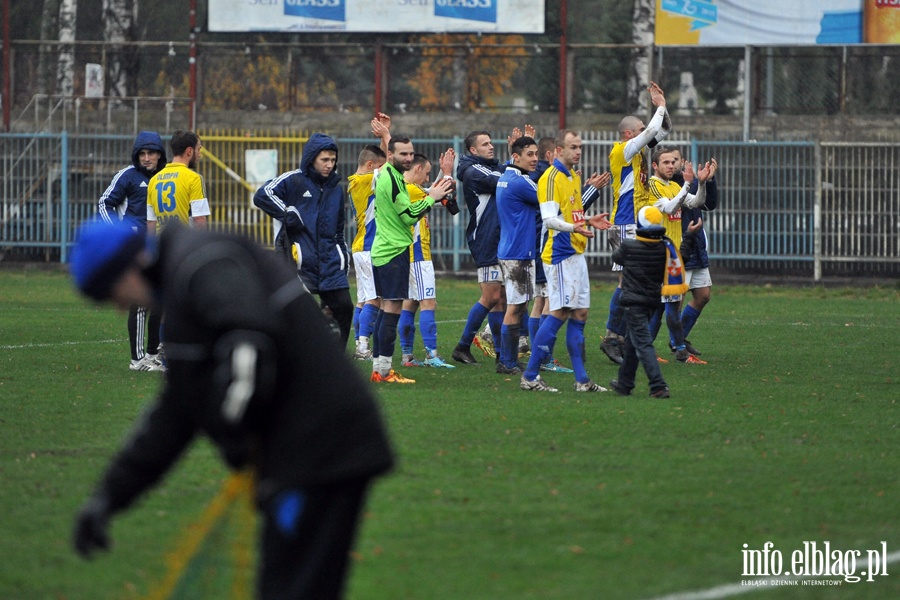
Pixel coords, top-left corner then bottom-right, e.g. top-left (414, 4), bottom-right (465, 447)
top-left (661, 237), bottom-right (688, 296)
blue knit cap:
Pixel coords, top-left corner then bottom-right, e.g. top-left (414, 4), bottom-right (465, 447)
top-left (70, 218), bottom-right (145, 301)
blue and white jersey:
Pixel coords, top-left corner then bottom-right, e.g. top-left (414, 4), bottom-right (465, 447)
top-left (457, 153), bottom-right (504, 267)
top-left (497, 165), bottom-right (540, 261)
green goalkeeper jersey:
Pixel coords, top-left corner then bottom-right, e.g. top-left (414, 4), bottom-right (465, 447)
top-left (371, 162), bottom-right (434, 267)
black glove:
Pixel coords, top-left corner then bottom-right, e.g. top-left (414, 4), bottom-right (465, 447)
top-left (73, 495), bottom-right (112, 558)
top-left (442, 195), bottom-right (460, 216)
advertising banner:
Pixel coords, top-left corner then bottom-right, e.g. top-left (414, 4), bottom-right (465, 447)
top-left (209, 0), bottom-right (545, 33)
top-left (656, 0), bottom-right (900, 46)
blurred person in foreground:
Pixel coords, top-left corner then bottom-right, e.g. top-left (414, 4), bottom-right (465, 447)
top-left (68, 218), bottom-right (394, 600)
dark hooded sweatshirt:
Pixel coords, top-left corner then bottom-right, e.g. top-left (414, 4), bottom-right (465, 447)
top-left (252, 133), bottom-right (349, 293)
top-left (98, 131), bottom-right (167, 233)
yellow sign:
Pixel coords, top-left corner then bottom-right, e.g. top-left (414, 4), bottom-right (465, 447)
top-left (865, 0), bottom-right (900, 43)
top-left (655, 0), bottom-right (898, 46)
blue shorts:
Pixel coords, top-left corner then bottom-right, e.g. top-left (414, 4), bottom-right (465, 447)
top-left (373, 252), bottom-right (410, 301)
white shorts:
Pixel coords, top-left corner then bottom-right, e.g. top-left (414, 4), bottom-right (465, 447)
top-left (477, 264), bottom-right (504, 285)
top-left (685, 267), bottom-right (712, 290)
top-left (353, 251), bottom-right (377, 303)
top-left (545, 254), bottom-right (590, 311)
top-left (408, 260), bottom-right (436, 301)
top-left (535, 281), bottom-right (548, 298)
top-left (608, 224), bottom-right (637, 272)
top-left (499, 259), bottom-right (535, 306)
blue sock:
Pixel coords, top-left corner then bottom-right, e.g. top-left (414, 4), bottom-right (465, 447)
top-left (487, 311), bottom-right (504, 346)
top-left (459, 302), bottom-right (490, 347)
top-left (539, 314), bottom-right (558, 359)
top-left (682, 304), bottom-right (701, 339)
top-left (353, 306), bottom-right (361, 340)
top-left (378, 312), bottom-right (400, 360)
top-left (399, 309), bottom-right (416, 354)
top-left (528, 317), bottom-right (541, 346)
top-left (371, 309), bottom-right (384, 359)
top-left (500, 324), bottom-right (520, 368)
top-left (524, 315), bottom-right (564, 380)
top-left (420, 309), bottom-right (437, 351)
top-left (359, 303), bottom-right (379, 339)
top-left (606, 287), bottom-right (625, 336)
top-left (566, 319), bottom-right (589, 383)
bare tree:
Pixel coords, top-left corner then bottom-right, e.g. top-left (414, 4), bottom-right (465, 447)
top-left (628, 0), bottom-right (654, 114)
top-left (38, 0), bottom-right (60, 95)
top-left (56, 0), bottom-right (77, 96)
top-left (104, 0), bottom-right (139, 98)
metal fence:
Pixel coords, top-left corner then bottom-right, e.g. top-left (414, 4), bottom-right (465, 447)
top-left (7, 41), bottom-right (900, 125)
top-left (1, 131), bottom-right (898, 279)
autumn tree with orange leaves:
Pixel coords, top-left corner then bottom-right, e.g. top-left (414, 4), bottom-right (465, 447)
top-left (406, 34), bottom-right (527, 111)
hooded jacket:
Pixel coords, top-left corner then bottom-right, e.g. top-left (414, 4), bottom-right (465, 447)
top-left (457, 153), bottom-right (504, 267)
top-left (253, 133), bottom-right (349, 293)
top-left (98, 131), bottom-right (167, 233)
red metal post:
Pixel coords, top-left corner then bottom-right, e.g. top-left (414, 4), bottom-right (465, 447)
top-left (558, 0), bottom-right (568, 131)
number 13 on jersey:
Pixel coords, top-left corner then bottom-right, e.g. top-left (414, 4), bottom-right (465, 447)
top-left (155, 181), bottom-right (176, 214)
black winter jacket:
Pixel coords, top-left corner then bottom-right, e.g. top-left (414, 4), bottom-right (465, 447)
top-left (94, 224), bottom-right (394, 514)
top-left (611, 225), bottom-right (669, 309)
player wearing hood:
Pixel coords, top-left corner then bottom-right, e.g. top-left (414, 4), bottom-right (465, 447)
top-left (253, 132), bottom-right (354, 350)
top-left (97, 131), bottom-right (167, 372)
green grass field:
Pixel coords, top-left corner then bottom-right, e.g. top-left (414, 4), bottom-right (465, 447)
top-left (1, 269), bottom-right (898, 600)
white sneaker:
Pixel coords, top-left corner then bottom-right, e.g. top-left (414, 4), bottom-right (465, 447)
top-left (574, 379), bottom-right (608, 392)
top-left (129, 356), bottom-right (165, 372)
top-left (147, 353), bottom-right (167, 371)
top-left (519, 375), bottom-right (558, 392)
top-left (354, 339), bottom-right (372, 361)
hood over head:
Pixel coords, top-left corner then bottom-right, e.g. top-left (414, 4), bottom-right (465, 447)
top-left (131, 131), bottom-right (167, 177)
top-left (301, 132), bottom-right (339, 185)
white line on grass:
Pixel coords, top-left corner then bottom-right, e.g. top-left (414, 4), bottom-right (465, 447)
top-left (0, 339), bottom-right (122, 350)
top-left (645, 550), bottom-right (900, 600)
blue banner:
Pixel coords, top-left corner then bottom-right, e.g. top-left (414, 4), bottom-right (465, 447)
top-left (660, 0), bottom-right (718, 30)
top-left (284, 0), bottom-right (346, 22)
top-left (434, 0), bottom-right (497, 25)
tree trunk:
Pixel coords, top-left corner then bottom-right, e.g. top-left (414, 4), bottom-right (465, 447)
top-left (38, 0), bottom-right (60, 95)
top-left (628, 0), bottom-right (654, 114)
top-left (56, 0), bottom-right (77, 97)
top-left (104, 0), bottom-right (139, 98)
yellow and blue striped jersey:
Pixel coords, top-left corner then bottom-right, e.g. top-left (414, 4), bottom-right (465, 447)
top-left (407, 183), bottom-right (431, 262)
top-left (147, 163), bottom-right (209, 229)
top-left (348, 172), bottom-right (376, 253)
top-left (648, 176), bottom-right (685, 246)
top-left (539, 161), bottom-right (586, 265)
top-left (609, 141), bottom-right (650, 226)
